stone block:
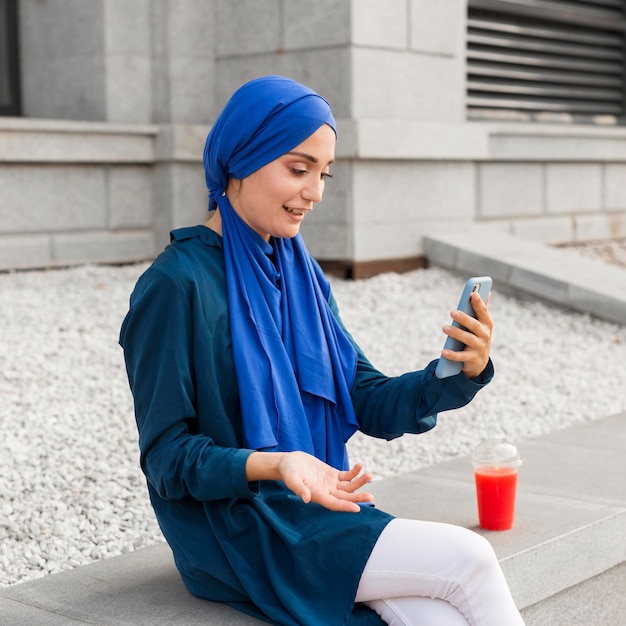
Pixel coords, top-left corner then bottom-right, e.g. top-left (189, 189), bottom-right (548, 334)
top-left (351, 0), bottom-right (407, 49)
top-left (408, 216), bottom-right (475, 257)
top-left (52, 231), bottom-right (155, 265)
top-left (301, 220), bottom-right (351, 261)
top-left (409, 0), bottom-right (465, 56)
top-left (478, 164), bottom-right (544, 219)
top-left (334, 119), bottom-right (358, 158)
top-left (0, 234), bottom-right (53, 271)
top-left (105, 54), bottom-right (152, 123)
top-left (546, 164), bottom-right (602, 214)
top-left (153, 163), bottom-right (208, 249)
top-left (166, 0), bottom-right (215, 56)
top-left (354, 119), bottom-right (489, 160)
top-left (489, 125), bottom-right (626, 161)
top-left (155, 124), bottom-right (210, 163)
top-left (605, 164), bottom-right (626, 211)
top-left (284, 0), bottom-right (351, 49)
top-left (354, 161), bottom-right (475, 223)
top-left (573, 212), bottom-right (626, 241)
top-left (215, 49), bottom-right (352, 119)
top-left (150, 0), bottom-right (169, 58)
top-left (18, 0), bottom-right (107, 120)
top-left (353, 217), bottom-right (424, 261)
top-left (19, 0), bottom-right (104, 58)
top-left (108, 166), bottom-right (154, 229)
top-left (104, 0), bottom-right (150, 54)
top-left (215, 0), bottom-right (281, 56)
top-left (166, 56), bottom-right (215, 124)
top-left (170, 164), bottom-right (210, 228)
top-left (508, 215), bottom-right (574, 244)
top-left (21, 55), bottom-right (107, 121)
top-left (0, 119), bottom-right (157, 164)
top-left (151, 50), bottom-right (171, 123)
top-left (151, 0), bottom-right (215, 124)
top-left (352, 48), bottom-right (465, 122)
top-left (0, 165), bottom-right (107, 233)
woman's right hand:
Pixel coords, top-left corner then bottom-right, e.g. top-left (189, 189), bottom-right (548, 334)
top-left (246, 450), bottom-right (374, 512)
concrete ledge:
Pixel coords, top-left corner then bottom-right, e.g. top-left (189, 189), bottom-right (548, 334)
top-left (424, 230), bottom-right (626, 324)
top-left (1, 413), bottom-right (623, 625)
top-left (334, 119), bottom-right (626, 162)
top-left (0, 231), bottom-right (156, 272)
top-left (486, 121), bottom-right (626, 161)
top-left (0, 118), bottom-right (158, 164)
top-left (0, 542), bottom-right (261, 626)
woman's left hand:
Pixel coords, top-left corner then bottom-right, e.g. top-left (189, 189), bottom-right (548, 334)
top-left (246, 450), bottom-right (374, 512)
top-left (441, 291), bottom-right (493, 379)
top-left (278, 452), bottom-right (374, 513)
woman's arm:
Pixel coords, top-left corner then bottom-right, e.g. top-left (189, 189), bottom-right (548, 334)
top-left (327, 293), bottom-right (494, 441)
top-left (120, 265), bottom-right (254, 503)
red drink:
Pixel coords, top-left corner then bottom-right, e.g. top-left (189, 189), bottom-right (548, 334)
top-left (474, 467), bottom-right (518, 531)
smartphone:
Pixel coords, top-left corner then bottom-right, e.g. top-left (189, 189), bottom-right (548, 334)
top-left (435, 276), bottom-right (492, 379)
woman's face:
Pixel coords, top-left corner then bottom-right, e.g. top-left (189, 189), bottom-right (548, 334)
top-left (226, 123), bottom-right (336, 241)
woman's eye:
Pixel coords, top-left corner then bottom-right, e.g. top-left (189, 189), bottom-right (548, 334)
top-left (290, 167), bottom-right (332, 180)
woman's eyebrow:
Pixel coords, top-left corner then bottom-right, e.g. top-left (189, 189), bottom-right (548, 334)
top-left (285, 151), bottom-right (334, 165)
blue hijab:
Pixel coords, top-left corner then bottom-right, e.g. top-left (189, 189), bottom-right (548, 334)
top-left (203, 76), bottom-right (359, 470)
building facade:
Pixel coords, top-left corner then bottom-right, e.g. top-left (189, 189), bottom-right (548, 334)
top-left (1, 0), bottom-right (625, 276)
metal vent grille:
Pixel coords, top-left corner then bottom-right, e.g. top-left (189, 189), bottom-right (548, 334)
top-left (467, 0), bottom-right (626, 122)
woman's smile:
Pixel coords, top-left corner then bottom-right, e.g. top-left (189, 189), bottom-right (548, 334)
top-left (283, 205), bottom-right (308, 218)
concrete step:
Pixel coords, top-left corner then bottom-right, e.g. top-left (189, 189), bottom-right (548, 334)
top-left (520, 562), bottom-right (626, 626)
top-left (1, 412), bottom-right (623, 625)
top-left (423, 230), bottom-right (626, 325)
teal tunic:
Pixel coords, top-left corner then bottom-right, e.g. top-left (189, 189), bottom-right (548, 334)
top-left (119, 226), bottom-right (493, 625)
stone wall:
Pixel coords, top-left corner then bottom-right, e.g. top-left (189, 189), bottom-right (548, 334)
top-left (1, 0), bottom-right (625, 274)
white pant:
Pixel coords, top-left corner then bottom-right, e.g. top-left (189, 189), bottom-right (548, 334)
top-left (355, 519), bottom-right (525, 625)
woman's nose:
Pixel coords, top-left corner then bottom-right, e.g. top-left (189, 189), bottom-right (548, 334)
top-left (302, 178), bottom-right (323, 203)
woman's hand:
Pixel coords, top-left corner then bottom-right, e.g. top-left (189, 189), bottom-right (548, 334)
top-left (246, 450), bottom-right (374, 512)
top-left (442, 291), bottom-right (494, 380)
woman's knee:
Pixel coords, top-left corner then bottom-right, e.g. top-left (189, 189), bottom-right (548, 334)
top-left (450, 526), bottom-right (503, 583)
top-left (454, 526), bottom-right (498, 562)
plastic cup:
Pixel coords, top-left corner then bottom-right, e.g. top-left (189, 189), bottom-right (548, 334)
top-left (471, 440), bottom-right (522, 531)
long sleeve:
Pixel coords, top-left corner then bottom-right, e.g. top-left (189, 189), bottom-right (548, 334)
top-left (119, 263), bottom-right (254, 503)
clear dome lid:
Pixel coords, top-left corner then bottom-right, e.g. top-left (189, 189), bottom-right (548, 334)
top-left (471, 439), bottom-right (522, 468)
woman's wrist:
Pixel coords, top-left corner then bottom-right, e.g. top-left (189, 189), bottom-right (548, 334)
top-left (245, 451), bottom-right (287, 482)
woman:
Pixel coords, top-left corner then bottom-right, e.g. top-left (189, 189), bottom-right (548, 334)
top-left (120, 76), bottom-right (523, 625)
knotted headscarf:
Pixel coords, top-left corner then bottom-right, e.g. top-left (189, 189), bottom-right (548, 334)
top-left (203, 76), bottom-right (359, 469)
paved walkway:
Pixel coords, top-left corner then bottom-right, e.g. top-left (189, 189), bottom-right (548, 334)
top-left (1, 232), bottom-right (624, 625)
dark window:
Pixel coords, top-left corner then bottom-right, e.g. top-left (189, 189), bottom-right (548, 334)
top-left (0, 0), bottom-right (20, 116)
top-left (467, 0), bottom-right (626, 123)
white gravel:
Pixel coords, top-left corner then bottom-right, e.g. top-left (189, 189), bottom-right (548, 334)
top-left (1, 254), bottom-right (625, 588)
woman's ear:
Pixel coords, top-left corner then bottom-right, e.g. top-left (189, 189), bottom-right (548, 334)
top-left (225, 178), bottom-right (242, 200)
